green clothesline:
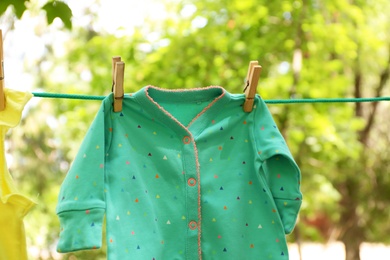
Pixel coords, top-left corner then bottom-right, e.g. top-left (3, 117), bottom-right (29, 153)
top-left (31, 92), bottom-right (390, 104)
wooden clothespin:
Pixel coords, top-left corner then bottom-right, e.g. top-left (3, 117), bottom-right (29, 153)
top-left (0, 29), bottom-right (5, 111)
top-left (243, 61), bottom-right (262, 112)
top-left (112, 56), bottom-right (125, 112)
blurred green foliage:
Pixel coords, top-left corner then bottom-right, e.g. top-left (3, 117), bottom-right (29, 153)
top-left (3, 0), bottom-right (390, 259)
top-left (0, 0), bottom-right (72, 28)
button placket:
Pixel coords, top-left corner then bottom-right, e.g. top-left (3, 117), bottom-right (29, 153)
top-left (181, 132), bottom-right (200, 256)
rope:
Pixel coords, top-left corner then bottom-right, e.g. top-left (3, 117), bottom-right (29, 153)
top-left (32, 92), bottom-right (105, 100)
top-left (265, 97), bottom-right (390, 104)
top-left (32, 92), bottom-right (390, 104)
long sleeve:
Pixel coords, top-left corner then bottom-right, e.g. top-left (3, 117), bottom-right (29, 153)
top-left (253, 96), bottom-right (302, 235)
top-left (0, 89), bottom-right (35, 260)
top-left (56, 95), bottom-right (113, 252)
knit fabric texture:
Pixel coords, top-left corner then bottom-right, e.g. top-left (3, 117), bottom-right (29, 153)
top-left (56, 86), bottom-right (302, 259)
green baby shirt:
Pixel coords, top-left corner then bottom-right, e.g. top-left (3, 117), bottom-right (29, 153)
top-left (56, 86), bottom-right (302, 260)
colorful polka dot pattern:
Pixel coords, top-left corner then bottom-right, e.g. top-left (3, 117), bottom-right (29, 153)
top-left (56, 86), bottom-right (302, 259)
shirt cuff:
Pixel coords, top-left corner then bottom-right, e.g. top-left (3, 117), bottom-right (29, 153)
top-left (274, 198), bottom-right (302, 234)
top-left (57, 208), bottom-right (105, 252)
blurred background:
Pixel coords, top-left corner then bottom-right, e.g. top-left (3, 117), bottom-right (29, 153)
top-left (1, 0), bottom-right (390, 259)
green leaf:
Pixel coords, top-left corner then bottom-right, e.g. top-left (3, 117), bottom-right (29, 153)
top-left (13, 0), bottom-right (28, 18)
top-left (0, 2), bottom-right (8, 15)
top-left (42, 1), bottom-right (72, 29)
top-left (0, 0), bottom-right (29, 18)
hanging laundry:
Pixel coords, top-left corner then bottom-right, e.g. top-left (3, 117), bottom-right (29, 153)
top-left (0, 89), bottom-right (36, 260)
top-left (56, 86), bottom-right (302, 259)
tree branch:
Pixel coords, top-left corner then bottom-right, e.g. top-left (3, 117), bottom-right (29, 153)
top-left (359, 45), bottom-right (390, 145)
top-left (354, 68), bottom-right (363, 117)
